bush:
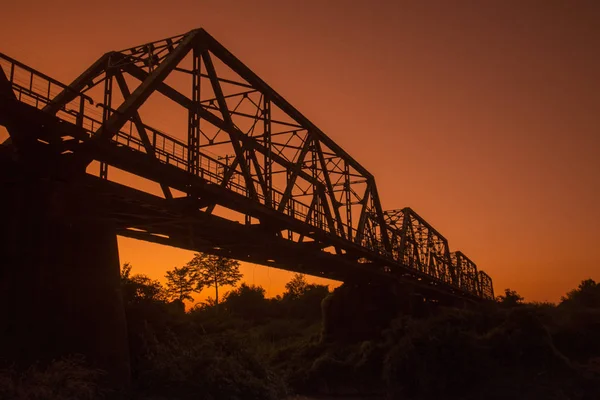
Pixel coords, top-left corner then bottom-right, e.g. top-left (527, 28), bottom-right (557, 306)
top-left (382, 311), bottom-right (490, 398)
top-left (561, 279), bottom-right (600, 309)
top-left (136, 332), bottom-right (287, 400)
top-left (0, 355), bottom-right (104, 400)
top-left (551, 308), bottom-right (600, 362)
top-left (485, 308), bottom-right (571, 370)
top-left (222, 283), bottom-right (271, 322)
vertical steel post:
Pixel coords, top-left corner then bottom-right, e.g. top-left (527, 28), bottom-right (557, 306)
top-left (100, 73), bottom-right (113, 180)
top-left (187, 46), bottom-right (201, 183)
top-left (426, 231), bottom-right (434, 278)
top-left (263, 96), bottom-right (272, 207)
top-left (398, 209), bottom-right (410, 265)
top-left (311, 138), bottom-right (319, 228)
top-left (344, 163), bottom-right (352, 241)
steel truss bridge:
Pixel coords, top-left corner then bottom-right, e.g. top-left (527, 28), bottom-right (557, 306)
top-left (0, 28), bottom-right (494, 302)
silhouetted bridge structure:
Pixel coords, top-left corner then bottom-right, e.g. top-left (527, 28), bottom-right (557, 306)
top-left (0, 29), bottom-right (493, 384)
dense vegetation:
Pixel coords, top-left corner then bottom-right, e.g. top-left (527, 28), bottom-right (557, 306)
top-left (2, 262), bottom-right (600, 399)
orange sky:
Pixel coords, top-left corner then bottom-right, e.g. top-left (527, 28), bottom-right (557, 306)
top-left (1, 1), bottom-right (599, 303)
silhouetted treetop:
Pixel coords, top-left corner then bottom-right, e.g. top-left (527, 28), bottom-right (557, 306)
top-left (186, 253), bottom-right (242, 308)
top-left (223, 283), bottom-right (268, 319)
top-left (284, 273), bottom-right (309, 300)
top-left (165, 265), bottom-right (198, 302)
top-left (561, 278), bottom-right (600, 308)
top-left (120, 263), bottom-right (166, 304)
top-left (496, 288), bottom-right (524, 307)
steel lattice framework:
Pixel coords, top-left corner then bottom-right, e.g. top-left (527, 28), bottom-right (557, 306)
top-left (0, 28), bottom-right (494, 301)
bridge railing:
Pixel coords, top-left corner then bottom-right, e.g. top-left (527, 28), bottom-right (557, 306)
top-left (101, 118), bottom-right (340, 236)
top-left (66, 107), bottom-right (335, 234)
top-left (0, 53), bottom-right (93, 126)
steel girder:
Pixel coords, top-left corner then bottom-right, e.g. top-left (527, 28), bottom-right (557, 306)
top-left (478, 271), bottom-right (495, 300)
top-left (451, 251), bottom-right (480, 294)
top-left (380, 208), bottom-right (454, 284)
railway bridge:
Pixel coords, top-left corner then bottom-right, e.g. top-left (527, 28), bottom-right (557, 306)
top-left (0, 28), bottom-right (494, 385)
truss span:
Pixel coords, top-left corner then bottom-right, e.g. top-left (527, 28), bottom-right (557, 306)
top-left (0, 28), bottom-right (494, 301)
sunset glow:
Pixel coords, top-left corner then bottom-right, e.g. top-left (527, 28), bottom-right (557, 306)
top-left (2, 0), bottom-right (598, 302)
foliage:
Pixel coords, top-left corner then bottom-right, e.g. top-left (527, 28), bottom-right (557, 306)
top-left (165, 265), bottom-right (198, 302)
top-left (497, 288), bottom-right (525, 307)
top-left (282, 273), bottom-right (329, 320)
top-left (201, 296), bottom-right (218, 308)
top-left (121, 262), bottom-right (166, 304)
top-left (297, 283), bottom-right (600, 398)
top-left (135, 331), bottom-right (287, 400)
top-left (287, 284), bottom-right (329, 321)
top-left (223, 283), bottom-right (269, 321)
top-left (561, 279), bottom-right (600, 308)
top-left (284, 273), bottom-right (309, 300)
top-left (0, 356), bottom-right (104, 400)
top-left (551, 307), bottom-right (600, 362)
top-left (12, 266), bottom-right (600, 399)
top-left (187, 253), bottom-right (242, 307)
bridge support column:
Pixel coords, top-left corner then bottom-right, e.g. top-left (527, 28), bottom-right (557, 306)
top-left (0, 170), bottom-right (130, 388)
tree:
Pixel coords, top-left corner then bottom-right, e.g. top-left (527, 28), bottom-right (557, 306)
top-left (282, 273), bottom-right (329, 319)
top-left (121, 262), bottom-right (134, 281)
top-left (284, 273), bottom-right (309, 300)
top-left (120, 263), bottom-right (166, 304)
top-left (223, 283), bottom-right (268, 319)
top-left (165, 265), bottom-right (199, 302)
top-left (561, 279), bottom-right (600, 308)
top-left (187, 253), bottom-right (242, 309)
top-left (496, 288), bottom-right (524, 307)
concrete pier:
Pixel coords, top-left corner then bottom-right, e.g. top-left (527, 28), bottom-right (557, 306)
top-left (0, 167), bottom-right (130, 387)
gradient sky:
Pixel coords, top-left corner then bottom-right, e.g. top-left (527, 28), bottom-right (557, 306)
top-left (1, 1), bottom-right (598, 302)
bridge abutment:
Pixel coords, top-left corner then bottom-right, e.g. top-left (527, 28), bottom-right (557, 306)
top-left (0, 167), bottom-right (130, 388)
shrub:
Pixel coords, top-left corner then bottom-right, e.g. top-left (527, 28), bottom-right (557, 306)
top-left (135, 332), bottom-right (287, 400)
top-left (0, 355), bottom-right (104, 400)
top-left (382, 312), bottom-right (490, 398)
top-left (551, 308), bottom-right (600, 362)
